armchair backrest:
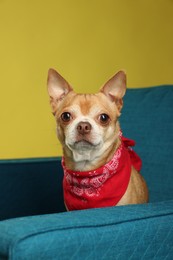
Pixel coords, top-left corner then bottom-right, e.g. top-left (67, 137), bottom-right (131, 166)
top-left (121, 86), bottom-right (173, 202)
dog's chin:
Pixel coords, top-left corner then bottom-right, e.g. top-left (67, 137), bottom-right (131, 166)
top-left (67, 140), bottom-right (102, 163)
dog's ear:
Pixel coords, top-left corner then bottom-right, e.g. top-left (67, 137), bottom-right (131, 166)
top-left (100, 71), bottom-right (126, 112)
top-left (47, 68), bottom-right (73, 114)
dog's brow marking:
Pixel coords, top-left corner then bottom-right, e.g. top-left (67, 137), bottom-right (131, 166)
top-left (78, 94), bottom-right (98, 115)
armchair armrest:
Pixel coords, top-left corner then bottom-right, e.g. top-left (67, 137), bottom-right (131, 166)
top-left (0, 201), bottom-right (173, 260)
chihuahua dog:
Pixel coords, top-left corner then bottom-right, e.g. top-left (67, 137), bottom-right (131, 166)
top-left (47, 68), bottom-right (148, 210)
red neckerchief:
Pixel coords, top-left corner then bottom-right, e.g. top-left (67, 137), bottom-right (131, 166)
top-left (62, 133), bottom-right (142, 211)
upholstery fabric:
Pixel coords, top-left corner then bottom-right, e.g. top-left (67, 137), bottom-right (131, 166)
top-left (0, 201), bottom-right (173, 260)
top-left (0, 158), bottom-right (65, 220)
top-left (121, 85), bottom-right (173, 202)
top-left (0, 85), bottom-right (173, 259)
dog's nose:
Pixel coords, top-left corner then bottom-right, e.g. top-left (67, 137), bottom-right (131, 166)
top-left (77, 122), bottom-right (92, 135)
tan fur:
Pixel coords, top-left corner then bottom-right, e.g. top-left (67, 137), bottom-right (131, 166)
top-left (47, 68), bottom-right (149, 207)
top-left (117, 167), bottom-right (149, 205)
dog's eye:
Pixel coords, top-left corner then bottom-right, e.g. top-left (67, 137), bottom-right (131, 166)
top-left (99, 114), bottom-right (110, 125)
top-left (61, 112), bottom-right (72, 122)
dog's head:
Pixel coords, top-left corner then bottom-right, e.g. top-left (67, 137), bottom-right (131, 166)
top-left (47, 69), bottom-right (126, 166)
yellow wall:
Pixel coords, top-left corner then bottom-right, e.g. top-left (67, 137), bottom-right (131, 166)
top-left (0, 0), bottom-right (173, 159)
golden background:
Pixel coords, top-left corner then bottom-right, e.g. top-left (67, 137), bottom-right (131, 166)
top-left (0, 0), bottom-right (173, 159)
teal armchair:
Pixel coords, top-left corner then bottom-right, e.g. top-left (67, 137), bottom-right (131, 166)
top-left (0, 86), bottom-right (173, 259)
